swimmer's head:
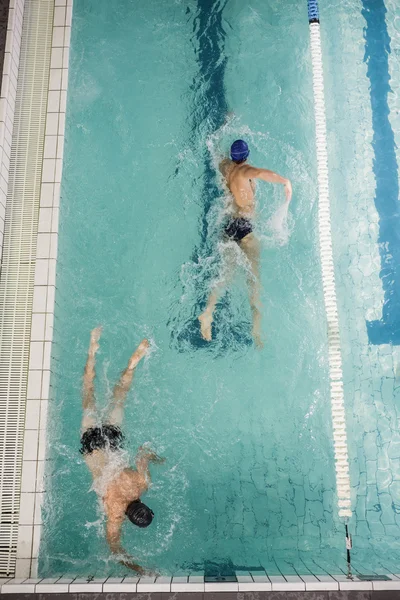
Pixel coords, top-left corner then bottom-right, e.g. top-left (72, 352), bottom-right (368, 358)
top-left (230, 139), bottom-right (249, 163)
top-left (126, 499), bottom-right (154, 528)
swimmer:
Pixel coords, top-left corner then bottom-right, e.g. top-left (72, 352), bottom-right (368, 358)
top-left (80, 327), bottom-right (165, 575)
top-left (199, 139), bottom-right (292, 348)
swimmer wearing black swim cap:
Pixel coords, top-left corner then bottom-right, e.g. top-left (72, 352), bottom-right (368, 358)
top-left (80, 328), bottom-right (165, 575)
top-left (199, 139), bottom-right (292, 349)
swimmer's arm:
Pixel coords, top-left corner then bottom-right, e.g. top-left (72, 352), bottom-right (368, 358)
top-left (219, 159), bottom-right (231, 176)
top-left (247, 166), bottom-right (292, 202)
top-left (135, 446), bottom-right (166, 478)
top-left (106, 518), bottom-right (146, 576)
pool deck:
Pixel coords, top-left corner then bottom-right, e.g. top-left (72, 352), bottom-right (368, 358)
top-left (0, 592), bottom-right (399, 600)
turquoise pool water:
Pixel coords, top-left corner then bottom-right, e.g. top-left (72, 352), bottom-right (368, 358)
top-left (39, 0), bottom-right (400, 577)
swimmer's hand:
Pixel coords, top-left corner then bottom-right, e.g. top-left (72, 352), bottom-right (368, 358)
top-left (284, 179), bottom-right (292, 203)
top-left (138, 446), bottom-right (166, 464)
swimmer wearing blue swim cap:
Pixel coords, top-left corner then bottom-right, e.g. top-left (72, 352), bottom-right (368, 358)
top-left (199, 139), bottom-right (292, 349)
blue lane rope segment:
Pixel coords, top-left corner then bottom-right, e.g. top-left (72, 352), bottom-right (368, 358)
top-left (308, 0), bottom-right (320, 23)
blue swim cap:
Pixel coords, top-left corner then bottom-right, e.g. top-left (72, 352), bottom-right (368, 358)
top-left (230, 139), bottom-right (249, 162)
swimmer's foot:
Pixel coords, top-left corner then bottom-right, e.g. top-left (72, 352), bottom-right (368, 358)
top-left (253, 333), bottom-right (264, 350)
top-left (128, 339), bottom-right (150, 370)
top-left (89, 326), bottom-right (102, 356)
top-left (199, 312), bottom-right (213, 341)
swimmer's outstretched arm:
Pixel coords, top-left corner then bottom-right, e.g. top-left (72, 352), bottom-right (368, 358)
top-left (106, 518), bottom-right (146, 575)
top-left (135, 446), bottom-right (166, 481)
top-left (246, 166), bottom-right (292, 202)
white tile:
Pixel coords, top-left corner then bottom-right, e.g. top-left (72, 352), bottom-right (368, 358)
top-left (57, 135), bottom-right (64, 160)
top-left (45, 112), bottom-right (58, 136)
top-left (33, 286), bottom-right (47, 312)
top-left (338, 577), bottom-right (373, 591)
top-left (171, 576), bottom-right (189, 591)
top-left (55, 0), bottom-right (67, 5)
top-left (29, 342), bottom-right (44, 370)
top-left (60, 90), bottom-right (67, 112)
top-left (43, 341), bottom-right (51, 370)
top-left (21, 461), bottom-right (37, 493)
top-left (61, 67), bottom-right (69, 90)
top-left (49, 68), bottom-right (62, 90)
top-left (45, 313), bottom-right (54, 341)
top-left (136, 576), bottom-right (156, 592)
top-left (53, 6), bottom-right (66, 26)
top-left (104, 578), bottom-right (137, 592)
top-left (38, 428), bottom-right (47, 462)
top-left (34, 492), bottom-right (44, 525)
top-left (38, 208), bottom-right (53, 233)
top-left (187, 575), bottom-right (204, 591)
top-left (248, 576), bottom-right (272, 591)
top-left (285, 575), bottom-right (306, 590)
top-left (1, 74), bottom-right (10, 100)
top-left (36, 581), bottom-right (70, 593)
top-left (65, 5), bottom-right (72, 26)
top-left (2, 53), bottom-right (11, 76)
top-left (40, 183), bottom-right (54, 207)
top-left (0, 579), bottom-right (11, 590)
top-left (27, 369), bottom-right (41, 399)
top-left (53, 183), bottom-right (60, 207)
top-left (41, 369), bottom-right (50, 400)
top-left (44, 135), bottom-right (57, 159)
top-left (51, 207), bottom-right (59, 233)
top-left (372, 580), bottom-right (400, 590)
top-left (16, 525), bottom-right (33, 559)
top-left (0, 97), bottom-right (7, 122)
top-left (152, 577), bottom-right (171, 592)
top-left (52, 26), bottom-right (65, 47)
top-left (67, 0), bottom-right (73, 6)
top-left (204, 582), bottom-right (239, 592)
top-left (30, 560), bottom-right (38, 578)
top-left (23, 429), bottom-right (39, 461)
top-left (36, 233), bottom-right (51, 258)
top-left (57, 111), bottom-right (65, 135)
top-left (25, 400), bottom-right (40, 430)
top-left (50, 232), bottom-right (58, 259)
top-left (3, 579), bottom-right (37, 593)
top-left (13, 563), bottom-right (30, 579)
top-left (48, 258), bottom-right (56, 285)
top-left (19, 492), bottom-right (35, 525)
top-left (32, 525), bottom-right (41, 558)
top-left (39, 400), bottom-right (48, 430)
top-left (70, 579), bottom-right (105, 592)
top-left (7, 9), bottom-right (15, 31)
top-left (64, 27), bottom-right (71, 48)
top-left (55, 158), bottom-right (63, 183)
top-left (307, 575), bottom-right (339, 591)
top-left (36, 460), bottom-right (45, 492)
top-left (46, 286), bottom-right (55, 313)
top-left (50, 47), bottom-right (63, 70)
top-left (42, 159), bottom-right (56, 183)
top-left (34, 259), bottom-right (49, 286)
top-left (62, 47), bottom-right (70, 69)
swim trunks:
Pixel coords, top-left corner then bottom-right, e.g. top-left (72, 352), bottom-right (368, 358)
top-left (80, 424), bottom-right (125, 455)
top-left (224, 217), bottom-right (253, 242)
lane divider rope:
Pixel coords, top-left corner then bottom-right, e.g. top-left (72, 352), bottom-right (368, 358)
top-left (307, 0), bottom-right (352, 521)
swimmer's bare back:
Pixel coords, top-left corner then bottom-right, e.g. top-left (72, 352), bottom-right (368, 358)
top-left (219, 158), bottom-right (292, 217)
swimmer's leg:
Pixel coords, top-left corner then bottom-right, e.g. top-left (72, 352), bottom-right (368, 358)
top-left (240, 233), bottom-right (263, 349)
top-left (82, 326), bottom-right (102, 431)
top-left (198, 244), bottom-right (236, 341)
top-left (106, 339), bottom-right (149, 427)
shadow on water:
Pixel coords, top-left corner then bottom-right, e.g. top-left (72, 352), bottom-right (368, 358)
top-left (362, 0), bottom-right (400, 344)
top-left (169, 0), bottom-right (252, 352)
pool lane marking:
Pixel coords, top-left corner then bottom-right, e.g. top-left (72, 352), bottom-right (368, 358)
top-left (308, 0), bottom-right (352, 519)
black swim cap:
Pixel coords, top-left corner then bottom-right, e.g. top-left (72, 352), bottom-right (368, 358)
top-left (126, 500), bottom-right (154, 528)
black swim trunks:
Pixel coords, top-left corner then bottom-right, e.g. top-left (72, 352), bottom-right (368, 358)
top-left (80, 424), bottom-right (125, 455)
top-left (224, 217), bottom-right (253, 242)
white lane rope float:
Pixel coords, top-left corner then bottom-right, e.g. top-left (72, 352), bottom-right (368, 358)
top-left (307, 0), bottom-right (353, 576)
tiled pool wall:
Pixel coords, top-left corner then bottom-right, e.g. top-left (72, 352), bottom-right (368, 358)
top-left (0, 0), bottom-right (399, 591)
